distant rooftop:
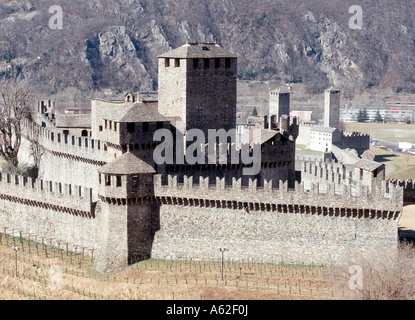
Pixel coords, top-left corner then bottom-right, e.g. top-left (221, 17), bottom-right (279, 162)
top-left (310, 126), bottom-right (338, 133)
top-left (354, 159), bottom-right (384, 172)
top-left (103, 101), bottom-right (169, 123)
top-left (56, 114), bottom-right (91, 128)
top-left (158, 42), bottom-right (237, 59)
top-left (271, 86), bottom-right (290, 94)
top-left (98, 152), bottom-right (156, 175)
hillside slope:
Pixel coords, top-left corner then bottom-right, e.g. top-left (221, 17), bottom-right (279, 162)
top-left (0, 0), bottom-right (414, 96)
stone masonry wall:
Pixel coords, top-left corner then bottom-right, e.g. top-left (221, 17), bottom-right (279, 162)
top-left (0, 173), bottom-right (99, 255)
top-left (150, 174), bottom-right (402, 265)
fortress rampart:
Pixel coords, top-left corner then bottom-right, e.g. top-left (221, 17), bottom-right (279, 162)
top-left (20, 118), bottom-right (108, 192)
top-left (150, 173), bottom-right (402, 265)
top-left (21, 118), bottom-right (108, 165)
top-left (0, 169), bottom-right (404, 268)
top-left (0, 172), bottom-right (99, 255)
top-left (153, 174), bottom-right (402, 215)
top-left (388, 179), bottom-right (415, 206)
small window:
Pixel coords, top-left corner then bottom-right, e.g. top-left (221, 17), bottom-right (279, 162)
top-left (143, 122), bottom-right (149, 132)
top-left (99, 173), bottom-right (101, 184)
top-left (225, 58), bottom-right (231, 68)
top-left (204, 58), bottom-right (210, 68)
top-left (175, 58), bottom-right (180, 67)
top-left (63, 130), bottom-right (69, 135)
top-left (81, 130), bottom-right (88, 137)
top-left (127, 123), bottom-right (135, 133)
top-left (105, 175), bottom-right (111, 186)
top-left (165, 58), bottom-right (170, 68)
top-left (193, 58), bottom-right (199, 68)
top-left (99, 126), bottom-right (103, 132)
top-left (105, 120), bottom-right (108, 129)
top-left (132, 176), bottom-right (139, 188)
top-left (215, 58), bottom-right (220, 68)
top-left (116, 176), bottom-right (122, 187)
top-left (114, 122), bottom-right (117, 131)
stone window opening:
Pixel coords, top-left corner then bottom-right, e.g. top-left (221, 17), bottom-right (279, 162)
top-left (132, 176), bottom-right (139, 188)
top-left (116, 176), bottom-right (122, 187)
top-left (81, 130), bottom-right (88, 137)
top-left (165, 58), bottom-right (170, 68)
top-left (105, 175), bottom-right (111, 186)
top-left (204, 58), bottom-right (210, 68)
top-left (175, 58), bottom-right (180, 67)
top-left (143, 122), bottom-right (149, 132)
top-left (225, 58), bottom-right (231, 68)
top-left (193, 58), bottom-right (199, 68)
top-left (127, 123), bottom-right (135, 133)
top-left (215, 58), bottom-right (220, 68)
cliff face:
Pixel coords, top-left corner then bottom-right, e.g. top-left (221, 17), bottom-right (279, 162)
top-left (0, 0), bottom-right (414, 95)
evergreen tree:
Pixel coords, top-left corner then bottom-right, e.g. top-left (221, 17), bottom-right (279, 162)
top-left (374, 110), bottom-right (383, 123)
top-left (357, 108), bottom-right (368, 122)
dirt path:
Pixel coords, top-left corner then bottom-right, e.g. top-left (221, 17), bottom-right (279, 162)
top-left (398, 205), bottom-right (415, 232)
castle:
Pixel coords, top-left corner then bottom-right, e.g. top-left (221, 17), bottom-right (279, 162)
top-left (0, 42), bottom-right (413, 272)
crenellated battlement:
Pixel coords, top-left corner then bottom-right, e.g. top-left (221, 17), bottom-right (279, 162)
top-left (153, 173), bottom-right (403, 215)
top-left (388, 179), bottom-right (415, 205)
top-left (341, 130), bottom-right (370, 138)
top-left (22, 118), bottom-right (108, 165)
top-left (0, 172), bottom-right (94, 217)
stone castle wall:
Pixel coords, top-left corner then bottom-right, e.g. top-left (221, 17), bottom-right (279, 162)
top-left (0, 116), bottom-right (405, 271)
top-left (150, 174), bottom-right (402, 265)
top-left (19, 118), bottom-right (108, 195)
top-left (0, 172), bottom-right (99, 255)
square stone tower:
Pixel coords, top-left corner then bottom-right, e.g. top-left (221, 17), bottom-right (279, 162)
top-left (157, 42), bottom-right (237, 137)
top-left (324, 87), bottom-right (341, 128)
top-left (269, 86), bottom-right (290, 127)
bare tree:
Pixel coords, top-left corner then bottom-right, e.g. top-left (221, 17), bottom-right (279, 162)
top-left (0, 80), bottom-right (32, 167)
top-left (346, 241), bottom-right (415, 300)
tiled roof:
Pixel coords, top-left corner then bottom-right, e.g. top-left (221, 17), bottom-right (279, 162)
top-left (354, 159), bottom-right (384, 172)
top-left (98, 152), bottom-right (156, 175)
top-left (310, 126), bottom-right (338, 133)
top-left (104, 101), bottom-right (168, 123)
top-left (158, 43), bottom-right (237, 59)
top-left (56, 114), bottom-right (91, 128)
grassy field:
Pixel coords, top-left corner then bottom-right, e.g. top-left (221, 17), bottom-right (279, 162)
top-left (341, 122), bottom-right (415, 144)
top-left (371, 147), bottom-right (415, 179)
top-left (296, 144), bottom-right (325, 154)
top-left (0, 234), bottom-right (352, 300)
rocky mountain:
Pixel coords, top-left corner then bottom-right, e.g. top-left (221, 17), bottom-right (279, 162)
top-left (0, 0), bottom-right (415, 97)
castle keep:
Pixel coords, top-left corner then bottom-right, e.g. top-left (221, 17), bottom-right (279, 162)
top-left (0, 43), bottom-right (411, 272)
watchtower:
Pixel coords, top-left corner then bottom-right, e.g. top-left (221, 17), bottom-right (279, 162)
top-left (157, 42), bottom-right (237, 137)
top-left (94, 152), bottom-right (158, 272)
top-left (324, 87), bottom-right (340, 129)
top-left (269, 86), bottom-right (290, 128)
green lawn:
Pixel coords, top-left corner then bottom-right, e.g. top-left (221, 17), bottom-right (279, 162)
top-left (341, 122), bottom-right (415, 144)
top-left (371, 147), bottom-right (415, 179)
top-left (295, 144), bottom-right (325, 154)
